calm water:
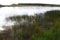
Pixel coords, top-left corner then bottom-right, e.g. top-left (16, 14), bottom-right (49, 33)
top-left (0, 6), bottom-right (60, 30)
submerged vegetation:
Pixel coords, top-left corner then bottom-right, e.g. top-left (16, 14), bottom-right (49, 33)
top-left (0, 10), bottom-right (60, 40)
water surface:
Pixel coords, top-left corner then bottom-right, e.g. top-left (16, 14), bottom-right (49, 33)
top-left (0, 6), bottom-right (60, 30)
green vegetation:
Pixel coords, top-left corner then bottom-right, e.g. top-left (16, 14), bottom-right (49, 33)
top-left (0, 10), bottom-right (60, 40)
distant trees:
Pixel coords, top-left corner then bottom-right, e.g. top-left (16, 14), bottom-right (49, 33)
top-left (0, 4), bottom-right (4, 7)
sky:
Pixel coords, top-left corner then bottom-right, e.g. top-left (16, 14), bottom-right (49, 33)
top-left (0, 0), bottom-right (60, 5)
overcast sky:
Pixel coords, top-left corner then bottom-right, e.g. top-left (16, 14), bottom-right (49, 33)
top-left (0, 0), bottom-right (60, 5)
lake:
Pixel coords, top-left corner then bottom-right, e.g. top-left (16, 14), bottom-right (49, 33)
top-left (0, 6), bottom-right (60, 30)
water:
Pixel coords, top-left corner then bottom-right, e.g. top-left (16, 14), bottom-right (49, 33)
top-left (0, 6), bottom-right (60, 30)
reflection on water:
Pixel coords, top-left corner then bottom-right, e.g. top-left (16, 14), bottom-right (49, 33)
top-left (0, 6), bottom-right (60, 28)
